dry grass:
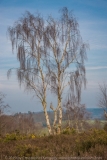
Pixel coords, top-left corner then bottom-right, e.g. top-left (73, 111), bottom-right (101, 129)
top-left (0, 129), bottom-right (107, 159)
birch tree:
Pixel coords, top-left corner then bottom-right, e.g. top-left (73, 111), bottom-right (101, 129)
top-left (44, 8), bottom-right (88, 133)
top-left (7, 7), bottom-right (88, 134)
top-left (64, 94), bottom-right (90, 132)
top-left (98, 83), bottom-right (107, 119)
top-left (7, 12), bottom-right (53, 134)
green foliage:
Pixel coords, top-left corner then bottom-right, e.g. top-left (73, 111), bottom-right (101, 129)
top-left (3, 132), bottom-right (38, 142)
top-left (4, 133), bottom-right (17, 141)
top-left (0, 129), bottom-right (107, 157)
top-left (62, 127), bottom-right (76, 135)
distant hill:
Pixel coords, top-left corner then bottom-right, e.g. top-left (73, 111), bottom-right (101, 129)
top-left (15, 108), bottom-right (106, 126)
top-left (87, 108), bottom-right (106, 120)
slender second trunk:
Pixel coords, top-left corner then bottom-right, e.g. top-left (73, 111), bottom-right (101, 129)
top-left (58, 99), bottom-right (62, 134)
top-left (53, 110), bottom-right (58, 135)
top-left (57, 64), bottom-right (62, 134)
top-left (39, 61), bottom-right (52, 135)
top-left (43, 102), bottom-right (52, 135)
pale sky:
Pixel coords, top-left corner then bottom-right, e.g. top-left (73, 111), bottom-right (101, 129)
top-left (0, 0), bottom-right (107, 113)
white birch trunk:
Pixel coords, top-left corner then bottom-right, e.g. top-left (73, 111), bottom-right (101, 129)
top-left (43, 102), bottom-right (52, 135)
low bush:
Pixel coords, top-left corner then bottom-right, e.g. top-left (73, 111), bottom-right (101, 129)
top-left (104, 123), bottom-right (107, 131)
top-left (0, 129), bottom-right (107, 158)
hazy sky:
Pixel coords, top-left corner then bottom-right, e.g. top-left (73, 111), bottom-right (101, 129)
top-left (0, 0), bottom-right (107, 113)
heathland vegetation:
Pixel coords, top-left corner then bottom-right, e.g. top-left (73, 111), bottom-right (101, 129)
top-left (0, 91), bottom-right (107, 159)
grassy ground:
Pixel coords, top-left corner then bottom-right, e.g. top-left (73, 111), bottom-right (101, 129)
top-left (39, 120), bottom-right (107, 136)
top-left (30, 119), bottom-right (107, 140)
top-left (0, 128), bottom-right (107, 159)
top-left (0, 120), bottom-right (107, 159)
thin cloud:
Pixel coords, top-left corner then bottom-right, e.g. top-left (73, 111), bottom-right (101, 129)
top-left (86, 66), bottom-right (107, 70)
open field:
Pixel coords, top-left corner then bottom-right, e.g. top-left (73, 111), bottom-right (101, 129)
top-left (30, 119), bottom-right (107, 137)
